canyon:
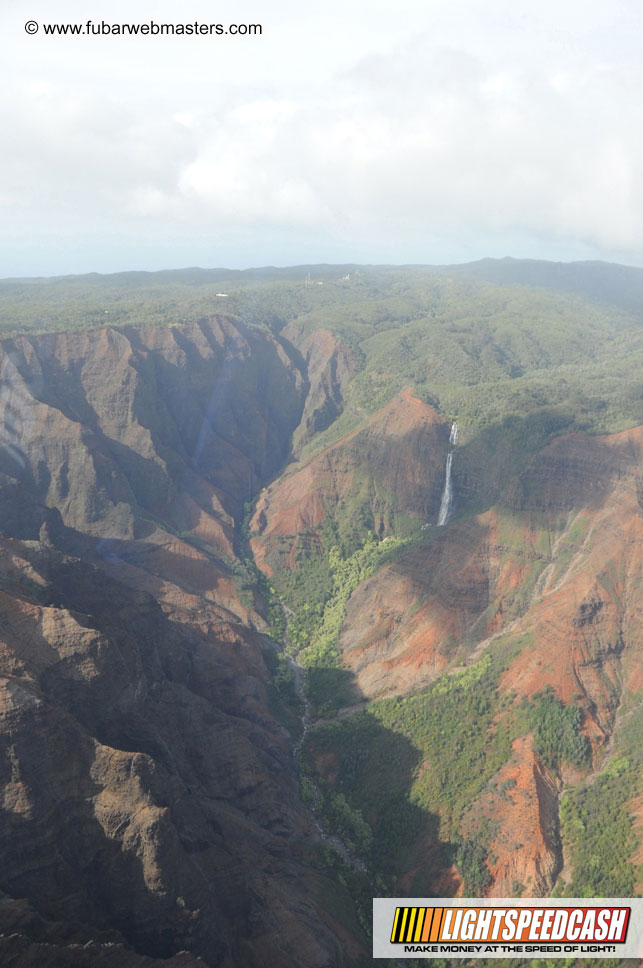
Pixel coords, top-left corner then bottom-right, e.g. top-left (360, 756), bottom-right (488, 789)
top-left (0, 262), bottom-right (641, 965)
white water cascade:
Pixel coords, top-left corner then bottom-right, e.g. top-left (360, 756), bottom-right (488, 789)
top-left (437, 452), bottom-right (453, 526)
top-left (437, 422), bottom-right (457, 527)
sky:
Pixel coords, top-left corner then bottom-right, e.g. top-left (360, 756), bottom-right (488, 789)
top-left (2, 0), bottom-right (643, 276)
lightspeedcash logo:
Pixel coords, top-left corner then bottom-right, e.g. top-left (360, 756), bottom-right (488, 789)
top-left (373, 898), bottom-right (643, 959)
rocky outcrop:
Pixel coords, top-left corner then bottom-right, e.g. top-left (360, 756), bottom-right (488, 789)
top-left (504, 428), bottom-right (642, 513)
top-left (496, 426), bottom-right (643, 716)
top-left (314, 425), bottom-right (643, 713)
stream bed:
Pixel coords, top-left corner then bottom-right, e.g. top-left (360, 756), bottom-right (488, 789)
top-left (276, 609), bottom-right (368, 874)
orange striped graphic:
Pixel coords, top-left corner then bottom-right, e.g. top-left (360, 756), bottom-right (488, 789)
top-left (420, 907), bottom-right (434, 942)
top-left (430, 907), bottom-right (445, 942)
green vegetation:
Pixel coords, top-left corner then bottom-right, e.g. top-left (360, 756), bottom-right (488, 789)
top-left (558, 755), bottom-right (638, 897)
top-left (523, 688), bottom-right (591, 770)
top-left (452, 834), bottom-right (492, 894)
top-left (303, 646), bottom-right (526, 888)
top-left (302, 709), bottom-right (430, 882)
top-left (297, 536), bottom-right (408, 665)
top-left (263, 648), bottom-right (303, 738)
top-left (284, 268), bottom-right (643, 448)
top-left (371, 654), bottom-right (516, 833)
top-left (302, 630), bottom-right (614, 898)
top-left (554, 702), bottom-right (642, 899)
top-left (222, 262), bottom-right (642, 930)
top-left (276, 532), bottom-right (411, 715)
top-left (0, 266), bottom-right (360, 336)
top-left (322, 791), bottom-right (373, 855)
top-left (311, 846), bottom-right (376, 968)
top-left (9, 262), bottom-right (643, 546)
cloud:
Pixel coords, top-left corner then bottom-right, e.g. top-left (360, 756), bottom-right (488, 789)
top-left (2, 0), bottom-right (643, 272)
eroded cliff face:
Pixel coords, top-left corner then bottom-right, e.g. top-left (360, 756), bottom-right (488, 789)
top-left (0, 319), bottom-right (364, 967)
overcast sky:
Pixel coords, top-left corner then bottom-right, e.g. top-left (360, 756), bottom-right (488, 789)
top-left (2, 0), bottom-right (643, 276)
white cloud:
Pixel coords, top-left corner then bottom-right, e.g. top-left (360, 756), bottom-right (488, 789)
top-left (2, 0), bottom-right (643, 273)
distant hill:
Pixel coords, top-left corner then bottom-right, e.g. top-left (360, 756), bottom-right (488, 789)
top-left (452, 256), bottom-right (643, 315)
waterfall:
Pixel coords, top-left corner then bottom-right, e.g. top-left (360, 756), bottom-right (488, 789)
top-left (437, 422), bottom-right (457, 527)
top-left (437, 452), bottom-right (453, 526)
